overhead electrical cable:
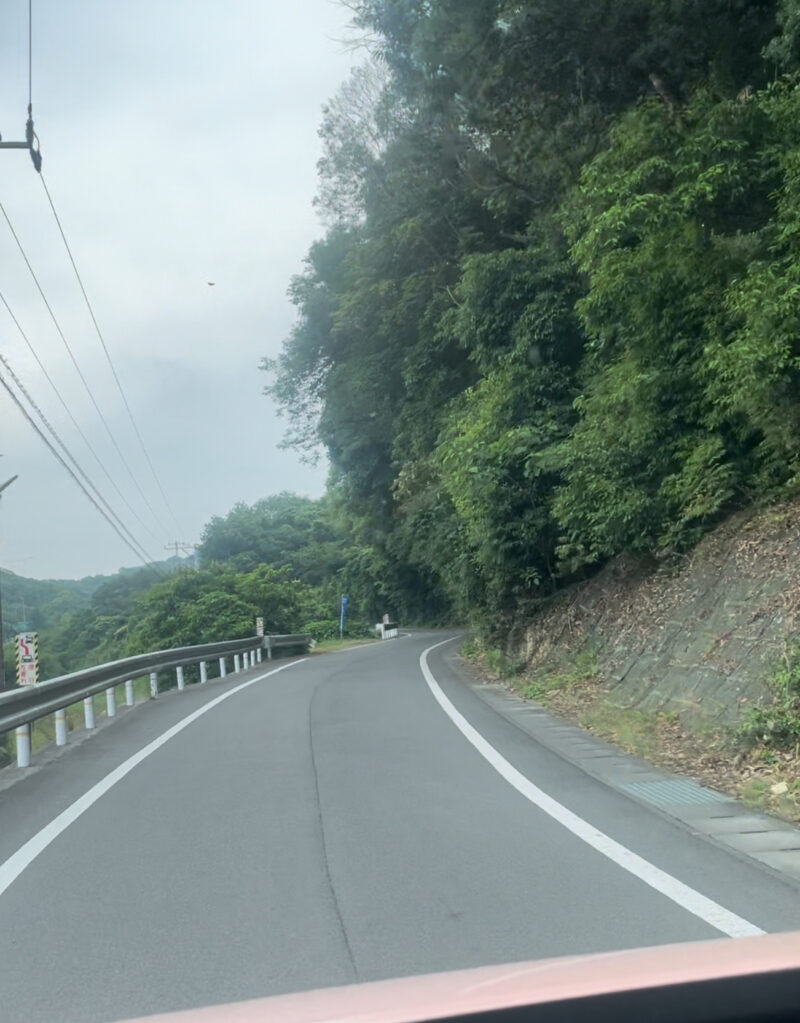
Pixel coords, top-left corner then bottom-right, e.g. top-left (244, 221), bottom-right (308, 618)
top-left (39, 173), bottom-right (184, 534)
top-left (0, 198), bottom-right (172, 537)
top-left (8, 0), bottom-right (174, 559)
top-left (0, 365), bottom-right (166, 574)
top-left (0, 350), bottom-right (163, 570)
top-left (0, 0), bottom-right (164, 574)
top-left (0, 287), bottom-right (165, 546)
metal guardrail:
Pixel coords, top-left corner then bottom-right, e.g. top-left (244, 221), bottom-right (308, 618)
top-left (0, 632), bottom-right (312, 768)
top-left (264, 634), bottom-right (313, 658)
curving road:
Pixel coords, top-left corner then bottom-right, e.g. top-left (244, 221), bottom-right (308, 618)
top-left (1, 631), bottom-right (800, 1023)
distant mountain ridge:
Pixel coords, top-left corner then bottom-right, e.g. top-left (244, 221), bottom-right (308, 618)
top-left (0, 558), bottom-right (189, 642)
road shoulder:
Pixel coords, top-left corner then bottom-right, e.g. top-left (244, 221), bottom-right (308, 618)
top-left (445, 647), bottom-right (800, 885)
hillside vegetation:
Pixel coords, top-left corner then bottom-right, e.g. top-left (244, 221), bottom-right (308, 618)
top-left (265, 0), bottom-right (800, 633)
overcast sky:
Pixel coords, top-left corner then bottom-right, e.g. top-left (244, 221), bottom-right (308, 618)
top-left (0, 1), bottom-right (356, 579)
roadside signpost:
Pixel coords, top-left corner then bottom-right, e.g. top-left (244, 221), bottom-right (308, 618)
top-left (339, 594), bottom-right (348, 638)
top-left (15, 631), bottom-right (39, 686)
top-left (255, 617), bottom-right (264, 637)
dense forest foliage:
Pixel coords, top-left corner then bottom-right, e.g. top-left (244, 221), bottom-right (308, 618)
top-left (264, 0), bottom-right (800, 632)
top-left (22, 493), bottom-right (373, 680)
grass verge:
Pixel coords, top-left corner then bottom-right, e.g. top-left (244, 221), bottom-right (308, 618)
top-left (311, 637), bottom-right (380, 654)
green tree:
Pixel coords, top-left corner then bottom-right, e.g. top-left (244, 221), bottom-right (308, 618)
top-left (199, 492), bottom-right (345, 584)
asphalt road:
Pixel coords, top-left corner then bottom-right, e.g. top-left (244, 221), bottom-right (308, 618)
top-left (1, 631), bottom-right (800, 1023)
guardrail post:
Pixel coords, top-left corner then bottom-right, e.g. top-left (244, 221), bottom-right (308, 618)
top-left (0, 639), bottom-right (280, 753)
top-left (15, 724), bottom-right (31, 767)
top-left (55, 707), bottom-right (67, 745)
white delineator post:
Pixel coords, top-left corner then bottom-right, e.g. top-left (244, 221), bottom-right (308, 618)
top-left (200, 661), bottom-right (208, 684)
top-left (15, 724), bottom-right (31, 768)
top-left (219, 657), bottom-right (226, 678)
top-left (176, 665), bottom-right (185, 691)
top-left (55, 708), bottom-right (67, 746)
top-left (256, 647), bottom-right (262, 664)
top-left (125, 679), bottom-right (134, 706)
top-left (234, 654), bottom-right (241, 673)
top-left (250, 650), bottom-right (256, 668)
top-left (106, 687), bottom-right (116, 717)
top-left (150, 671), bottom-right (159, 699)
top-left (83, 697), bottom-right (95, 729)
top-left (265, 637), bottom-right (273, 660)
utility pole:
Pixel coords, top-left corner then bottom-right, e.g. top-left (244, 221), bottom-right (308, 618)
top-left (1, 2), bottom-right (42, 174)
top-left (164, 541), bottom-right (199, 570)
top-left (0, 474), bottom-right (19, 690)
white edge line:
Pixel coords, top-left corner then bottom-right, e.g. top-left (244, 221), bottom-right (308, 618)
top-left (0, 658), bottom-right (307, 899)
top-left (420, 638), bottom-right (764, 939)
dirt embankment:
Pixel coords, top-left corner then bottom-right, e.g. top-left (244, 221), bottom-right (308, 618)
top-left (491, 498), bottom-right (800, 820)
top-left (509, 500), bottom-right (800, 726)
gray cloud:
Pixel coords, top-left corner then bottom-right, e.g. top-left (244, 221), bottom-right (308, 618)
top-left (0, 1), bottom-right (354, 577)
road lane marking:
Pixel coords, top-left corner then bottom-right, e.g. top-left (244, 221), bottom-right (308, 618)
top-left (0, 659), bottom-right (307, 900)
top-left (420, 638), bottom-right (764, 939)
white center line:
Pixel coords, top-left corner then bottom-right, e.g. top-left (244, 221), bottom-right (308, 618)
top-left (0, 659), bottom-right (307, 899)
top-left (420, 638), bottom-right (763, 939)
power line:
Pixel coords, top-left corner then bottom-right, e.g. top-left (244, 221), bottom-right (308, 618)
top-left (0, 365), bottom-right (166, 575)
top-left (0, 198), bottom-right (172, 538)
top-left (0, 287), bottom-right (164, 547)
top-left (39, 173), bottom-right (184, 534)
top-left (0, 349), bottom-right (163, 570)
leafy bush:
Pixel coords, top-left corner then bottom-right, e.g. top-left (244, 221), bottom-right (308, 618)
top-left (303, 619), bottom-right (342, 641)
top-left (738, 642), bottom-right (800, 749)
top-left (483, 648), bottom-right (525, 680)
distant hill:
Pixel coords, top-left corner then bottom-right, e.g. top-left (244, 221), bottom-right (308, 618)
top-left (0, 569), bottom-right (107, 641)
top-left (0, 557), bottom-right (191, 644)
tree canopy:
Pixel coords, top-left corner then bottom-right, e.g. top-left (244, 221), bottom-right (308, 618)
top-left (265, 0), bottom-right (800, 629)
